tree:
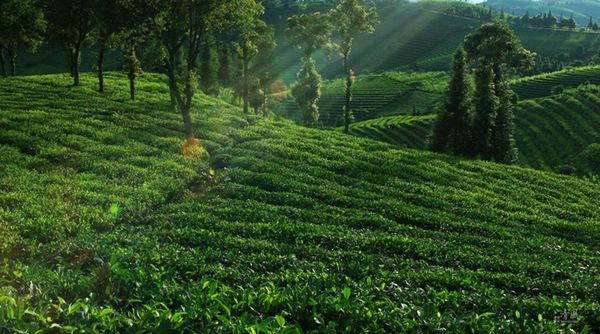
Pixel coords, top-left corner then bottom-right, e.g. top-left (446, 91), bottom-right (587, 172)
top-left (492, 80), bottom-right (518, 164)
top-left (286, 12), bottom-right (332, 127)
top-left (431, 47), bottom-right (473, 156)
top-left (0, 0), bottom-right (46, 77)
top-left (42, 0), bottom-right (96, 86)
top-left (330, 0), bottom-right (379, 133)
top-left (234, 18), bottom-right (275, 114)
top-left (464, 23), bottom-right (534, 163)
top-left (472, 65), bottom-right (498, 160)
top-left (122, 47), bottom-right (142, 100)
top-left (155, 0), bottom-right (262, 140)
top-left (93, 0), bottom-right (120, 92)
top-left (218, 44), bottom-right (232, 88)
top-left (199, 35), bottom-right (220, 96)
top-left (291, 57), bottom-right (322, 127)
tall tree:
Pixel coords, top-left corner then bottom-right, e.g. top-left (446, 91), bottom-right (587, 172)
top-left (42, 0), bottom-right (96, 86)
top-left (114, 0), bottom-right (162, 98)
top-left (493, 80), bottom-right (518, 164)
top-left (330, 0), bottom-right (379, 133)
top-left (431, 47), bottom-right (473, 156)
top-left (218, 44), bottom-right (231, 88)
top-left (93, 0), bottom-right (120, 92)
top-left (472, 65), bottom-right (498, 161)
top-left (155, 0), bottom-right (262, 139)
top-left (464, 23), bottom-right (534, 163)
top-left (286, 12), bottom-right (332, 127)
top-left (0, 0), bottom-right (46, 77)
top-left (122, 47), bottom-right (142, 100)
top-left (234, 19), bottom-right (275, 114)
top-left (199, 35), bottom-right (220, 96)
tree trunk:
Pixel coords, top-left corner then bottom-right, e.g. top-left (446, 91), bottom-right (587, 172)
top-left (129, 75), bottom-right (136, 101)
top-left (7, 47), bottom-right (16, 76)
top-left (242, 55), bottom-right (249, 114)
top-left (182, 77), bottom-right (195, 139)
top-left (343, 53), bottom-right (352, 134)
top-left (167, 49), bottom-right (178, 111)
top-left (0, 48), bottom-right (6, 78)
top-left (262, 84), bottom-right (268, 116)
top-left (73, 41), bottom-right (82, 86)
top-left (97, 46), bottom-right (105, 92)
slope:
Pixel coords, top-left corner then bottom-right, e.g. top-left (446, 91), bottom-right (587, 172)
top-left (1, 73), bottom-right (600, 332)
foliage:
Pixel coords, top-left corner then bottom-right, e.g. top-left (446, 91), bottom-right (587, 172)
top-left (330, 0), bottom-right (379, 133)
top-left (234, 18), bottom-right (276, 114)
top-left (0, 0), bottom-right (46, 77)
top-left (286, 12), bottom-right (332, 127)
top-left (291, 57), bottom-right (322, 127)
top-left (464, 22), bottom-right (533, 163)
top-left (431, 47), bottom-right (473, 156)
top-left (41, 0), bottom-right (96, 86)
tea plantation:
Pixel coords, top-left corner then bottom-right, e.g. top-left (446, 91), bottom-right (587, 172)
top-left (1, 73), bottom-right (600, 332)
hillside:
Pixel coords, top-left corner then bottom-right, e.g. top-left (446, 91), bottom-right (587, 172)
top-left (324, 67), bottom-right (600, 175)
top-left (277, 71), bottom-right (447, 127)
top-left (1, 73), bottom-right (600, 331)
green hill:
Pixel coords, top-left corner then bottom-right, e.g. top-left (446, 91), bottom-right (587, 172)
top-left (2, 73), bottom-right (600, 332)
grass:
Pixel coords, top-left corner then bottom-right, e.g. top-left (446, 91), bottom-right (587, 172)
top-left (1, 73), bottom-right (600, 332)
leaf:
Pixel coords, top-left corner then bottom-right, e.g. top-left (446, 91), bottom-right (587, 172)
top-left (515, 310), bottom-right (521, 319)
top-left (275, 315), bottom-right (286, 327)
top-left (171, 311), bottom-right (187, 324)
top-left (538, 313), bottom-right (543, 321)
top-left (342, 287), bottom-right (351, 299)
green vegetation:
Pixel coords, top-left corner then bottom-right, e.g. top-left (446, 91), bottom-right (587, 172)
top-left (2, 73), bottom-right (600, 332)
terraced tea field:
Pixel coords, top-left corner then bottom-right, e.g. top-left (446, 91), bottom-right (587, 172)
top-left (514, 85), bottom-right (600, 173)
top-left (277, 71), bottom-right (446, 127)
top-left (346, 114), bottom-right (435, 149)
top-left (511, 66), bottom-right (600, 100)
top-left (2, 73), bottom-right (600, 332)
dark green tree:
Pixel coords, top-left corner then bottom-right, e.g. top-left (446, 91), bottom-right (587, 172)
top-left (464, 23), bottom-right (534, 163)
top-left (330, 0), bottom-right (379, 133)
top-left (218, 44), bottom-right (232, 88)
top-left (199, 35), bottom-right (220, 96)
top-left (122, 47), bottom-right (142, 100)
top-left (431, 47), bottom-right (473, 156)
top-left (472, 65), bottom-right (498, 160)
top-left (0, 0), bottom-right (46, 77)
top-left (155, 0), bottom-right (262, 140)
top-left (42, 0), bottom-right (96, 86)
top-left (286, 12), bottom-right (332, 127)
top-left (492, 80), bottom-right (518, 164)
top-left (234, 18), bottom-right (275, 114)
top-left (292, 57), bottom-right (322, 127)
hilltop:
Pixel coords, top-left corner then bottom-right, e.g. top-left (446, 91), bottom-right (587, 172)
top-left (1, 73), bottom-right (600, 331)
top-left (484, 0), bottom-right (600, 27)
